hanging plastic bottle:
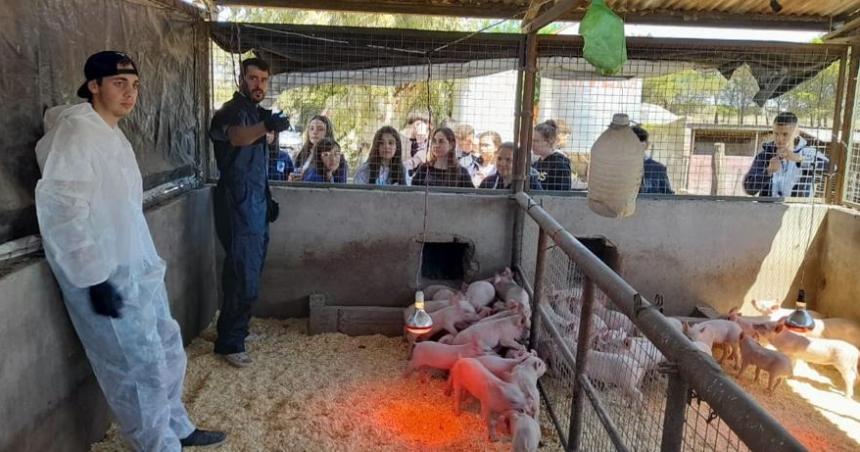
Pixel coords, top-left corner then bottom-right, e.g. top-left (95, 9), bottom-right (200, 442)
top-left (587, 114), bottom-right (643, 218)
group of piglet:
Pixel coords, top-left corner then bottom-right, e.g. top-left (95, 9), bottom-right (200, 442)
top-left (402, 268), bottom-right (545, 451)
top-left (539, 288), bottom-right (666, 404)
top-left (682, 299), bottom-right (860, 398)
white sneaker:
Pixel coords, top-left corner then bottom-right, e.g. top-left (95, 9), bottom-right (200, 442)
top-left (246, 332), bottom-right (265, 342)
top-left (222, 352), bottom-right (252, 368)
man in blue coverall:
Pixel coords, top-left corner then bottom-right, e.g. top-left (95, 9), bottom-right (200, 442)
top-left (209, 57), bottom-right (289, 367)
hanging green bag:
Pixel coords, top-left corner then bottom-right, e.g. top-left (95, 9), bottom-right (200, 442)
top-left (580, 0), bottom-right (627, 75)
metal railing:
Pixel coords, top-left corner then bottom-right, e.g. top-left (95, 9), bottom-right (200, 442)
top-left (514, 192), bottom-right (805, 452)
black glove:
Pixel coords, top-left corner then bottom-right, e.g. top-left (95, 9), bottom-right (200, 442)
top-left (89, 280), bottom-right (124, 318)
top-left (267, 198), bottom-right (280, 223)
top-left (264, 112), bottom-right (290, 133)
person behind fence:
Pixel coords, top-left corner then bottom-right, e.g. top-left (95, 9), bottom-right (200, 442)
top-left (631, 125), bottom-right (674, 195)
top-left (209, 57), bottom-right (289, 368)
top-left (35, 50), bottom-right (226, 450)
top-left (454, 122), bottom-right (481, 178)
top-left (267, 131), bottom-right (295, 181)
top-left (291, 115), bottom-right (347, 182)
top-left (354, 126), bottom-right (407, 185)
top-left (743, 112), bottom-right (829, 197)
top-left (480, 142), bottom-right (543, 190)
top-left (474, 130), bottom-right (501, 186)
top-left (532, 119), bottom-right (572, 191)
top-left (302, 137), bottom-right (347, 183)
top-left (411, 127), bottom-right (474, 188)
top-left (402, 112), bottom-right (430, 177)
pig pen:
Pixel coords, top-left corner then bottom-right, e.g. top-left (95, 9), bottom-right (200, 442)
top-left (83, 318), bottom-right (860, 452)
top-left (513, 192), bottom-right (860, 452)
top-left (88, 317), bottom-right (564, 452)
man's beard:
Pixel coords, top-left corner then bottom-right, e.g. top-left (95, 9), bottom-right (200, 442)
top-left (240, 84), bottom-right (265, 104)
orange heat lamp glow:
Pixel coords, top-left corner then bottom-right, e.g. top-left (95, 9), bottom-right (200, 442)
top-left (405, 291), bottom-right (433, 336)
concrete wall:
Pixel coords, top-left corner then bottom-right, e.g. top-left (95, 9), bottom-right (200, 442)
top-left (256, 187), bottom-right (516, 318)
top-left (0, 187), bottom-right (217, 452)
top-left (524, 196), bottom-right (827, 316)
top-left (816, 207), bottom-right (860, 323)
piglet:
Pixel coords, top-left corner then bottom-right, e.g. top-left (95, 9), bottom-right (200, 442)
top-left (504, 411), bottom-right (540, 452)
top-left (451, 313), bottom-right (527, 351)
top-left (585, 350), bottom-right (645, 403)
top-left (476, 353), bottom-right (530, 379)
top-left (432, 288), bottom-right (456, 301)
top-left (415, 294), bottom-right (478, 340)
top-left (446, 358), bottom-right (530, 441)
top-left (423, 284), bottom-right (456, 300)
top-left (402, 298), bottom-right (452, 323)
top-left (752, 299), bottom-right (823, 320)
top-left (684, 320), bottom-right (742, 367)
top-left (594, 304), bottom-right (636, 336)
top-left (464, 280), bottom-right (496, 310)
top-left (404, 337), bottom-right (490, 377)
top-left (620, 337), bottom-right (665, 374)
top-left (510, 355), bottom-right (547, 418)
top-left (756, 323), bottom-right (858, 398)
top-left (792, 318), bottom-right (860, 350)
top-left (727, 307), bottom-right (775, 337)
top-left (736, 334), bottom-right (792, 391)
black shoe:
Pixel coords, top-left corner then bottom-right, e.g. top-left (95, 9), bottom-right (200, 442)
top-left (181, 429), bottom-right (227, 448)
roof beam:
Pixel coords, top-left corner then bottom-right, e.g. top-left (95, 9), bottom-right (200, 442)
top-left (522, 0), bottom-right (587, 33)
top-left (214, 1), bottom-right (835, 31)
top-left (824, 14), bottom-right (860, 41)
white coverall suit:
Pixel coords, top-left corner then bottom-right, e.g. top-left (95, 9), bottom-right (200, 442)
top-left (34, 103), bottom-right (195, 451)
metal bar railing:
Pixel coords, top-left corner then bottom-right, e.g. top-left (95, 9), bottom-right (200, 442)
top-left (515, 191), bottom-right (805, 452)
top-left (568, 276), bottom-right (594, 451)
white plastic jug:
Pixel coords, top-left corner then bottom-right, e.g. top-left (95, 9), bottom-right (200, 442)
top-left (587, 114), bottom-right (644, 218)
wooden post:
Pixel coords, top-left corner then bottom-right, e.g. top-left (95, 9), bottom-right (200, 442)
top-left (711, 143), bottom-right (725, 196)
top-left (834, 46), bottom-right (860, 204)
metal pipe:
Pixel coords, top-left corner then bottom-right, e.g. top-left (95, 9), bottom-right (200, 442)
top-left (660, 367), bottom-right (689, 452)
top-left (529, 230), bottom-right (548, 347)
top-left (537, 380), bottom-right (569, 450)
top-left (511, 32), bottom-right (537, 268)
top-left (568, 277), bottom-right (594, 451)
top-left (579, 374), bottom-right (630, 452)
top-left (510, 35), bottom-right (527, 268)
top-left (515, 192), bottom-right (806, 451)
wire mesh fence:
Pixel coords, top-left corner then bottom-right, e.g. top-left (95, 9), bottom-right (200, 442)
top-left (208, 23), bottom-right (846, 201)
top-left (536, 36), bottom-right (841, 199)
top-left (520, 193), bottom-right (804, 452)
top-left (209, 22), bottom-right (524, 189)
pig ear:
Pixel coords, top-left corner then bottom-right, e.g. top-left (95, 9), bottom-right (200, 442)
top-left (775, 324), bottom-right (784, 333)
top-left (682, 322), bottom-right (690, 333)
top-left (503, 267), bottom-right (513, 277)
top-left (729, 306), bottom-right (739, 315)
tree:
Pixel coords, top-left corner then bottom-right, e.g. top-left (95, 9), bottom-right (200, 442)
top-left (719, 65), bottom-right (759, 125)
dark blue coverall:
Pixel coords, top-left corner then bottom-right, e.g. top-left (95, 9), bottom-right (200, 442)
top-left (209, 92), bottom-right (271, 355)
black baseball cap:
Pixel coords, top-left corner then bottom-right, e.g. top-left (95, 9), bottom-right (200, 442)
top-left (76, 51), bottom-right (139, 99)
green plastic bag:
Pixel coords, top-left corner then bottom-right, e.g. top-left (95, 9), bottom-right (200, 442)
top-left (580, 0), bottom-right (627, 76)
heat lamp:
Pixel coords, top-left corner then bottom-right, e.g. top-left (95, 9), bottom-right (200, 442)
top-left (784, 289), bottom-right (815, 332)
top-left (405, 290), bottom-right (433, 336)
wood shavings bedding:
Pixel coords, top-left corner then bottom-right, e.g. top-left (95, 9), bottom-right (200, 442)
top-left (90, 318), bottom-right (563, 452)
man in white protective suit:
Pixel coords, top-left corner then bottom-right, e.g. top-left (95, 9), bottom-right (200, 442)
top-left (34, 51), bottom-right (226, 451)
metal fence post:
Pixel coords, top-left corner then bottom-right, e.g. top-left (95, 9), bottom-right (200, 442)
top-left (529, 229), bottom-right (548, 347)
top-left (568, 276), bottom-right (594, 451)
top-left (660, 364), bottom-right (689, 452)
